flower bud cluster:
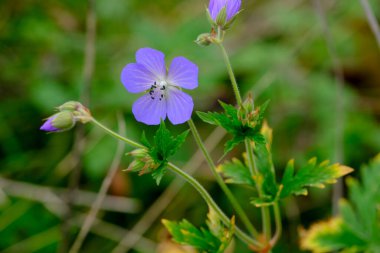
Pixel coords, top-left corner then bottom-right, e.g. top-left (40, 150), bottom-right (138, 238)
top-left (40, 101), bottom-right (92, 133)
top-left (238, 93), bottom-right (257, 128)
top-left (126, 148), bottom-right (159, 175)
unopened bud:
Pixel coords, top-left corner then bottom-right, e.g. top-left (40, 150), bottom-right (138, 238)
top-left (58, 101), bottom-right (81, 112)
top-left (238, 93), bottom-right (255, 126)
top-left (40, 111), bottom-right (75, 133)
top-left (195, 33), bottom-right (212, 46)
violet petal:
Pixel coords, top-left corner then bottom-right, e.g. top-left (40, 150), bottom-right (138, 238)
top-left (168, 56), bottom-right (198, 90)
top-left (226, 0), bottom-right (241, 21)
top-left (121, 63), bottom-right (156, 93)
top-left (40, 116), bottom-right (59, 132)
top-left (132, 93), bottom-right (167, 125)
top-left (166, 88), bottom-right (194, 125)
top-left (136, 48), bottom-right (166, 79)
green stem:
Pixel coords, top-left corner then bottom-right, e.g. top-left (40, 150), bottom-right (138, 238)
top-left (188, 119), bottom-right (259, 238)
top-left (167, 163), bottom-right (262, 248)
top-left (90, 117), bottom-right (262, 248)
top-left (216, 41), bottom-right (273, 243)
top-left (270, 203), bottom-right (282, 247)
top-left (91, 118), bottom-right (144, 149)
top-left (245, 140), bottom-right (272, 240)
top-left (215, 42), bottom-right (243, 105)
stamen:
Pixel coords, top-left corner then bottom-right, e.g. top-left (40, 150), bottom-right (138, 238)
top-left (148, 81), bottom-right (167, 101)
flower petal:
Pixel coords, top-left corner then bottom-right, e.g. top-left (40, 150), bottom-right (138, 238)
top-left (121, 63), bottom-right (156, 93)
top-left (132, 93), bottom-right (167, 125)
top-left (166, 88), bottom-right (194, 125)
top-left (167, 56), bottom-right (198, 90)
top-left (40, 116), bottom-right (59, 132)
top-left (226, 0), bottom-right (241, 21)
top-left (208, 0), bottom-right (240, 21)
top-left (209, 0), bottom-right (225, 20)
top-left (136, 48), bottom-right (166, 79)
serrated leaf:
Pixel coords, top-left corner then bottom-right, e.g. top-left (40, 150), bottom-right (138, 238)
top-left (197, 101), bottom-right (270, 157)
top-left (217, 158), bottom-right (255, 186)
top-left (300, 155), bottom-right (380, 252)
top-left (280, 158), bottom-right (353, 198)
top-left (300, 218), bottom-right (367, 252)
top-left (129, 121), bottom-right (189, 185)
top-left (162, 219), bottom-right (222, 253)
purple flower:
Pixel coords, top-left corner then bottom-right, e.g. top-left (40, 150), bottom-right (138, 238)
top-left (208, 0), bottom-right (241, 22)
top-left (121, 48), bottom-right (198, 125)
top-left (40, 115), bottom-right (60, 132)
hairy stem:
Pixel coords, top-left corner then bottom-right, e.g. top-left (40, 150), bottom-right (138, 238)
top-left (188, 119), bottom-right (259, 237)
top-left (216, 42), bottom-right (242, 105)
top-left (91, 118), bottom-right (144, 149)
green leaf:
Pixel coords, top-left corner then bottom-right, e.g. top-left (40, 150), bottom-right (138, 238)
top-left (206, 208), bottom-right (235, 253)
top-left (197, 101), bottom-right (270, 156)
top-left (128, 121), bottom-right (189, 185)
top-left (217, 158), bottom-right (255, 187)
top-left (162, 219), bottom-right (222, 253)
top-left (300, 218), bottom-right (367, 252)
top-left (300, 155), bottom-right (380, 252)
top-left (163, 209), bottom-right (234, 253)
top-left (280, 158), bottom-right (353, 199)
top-left (252, 134), bottom-right (278, 198)
top-left (140, 131), bottom-right (151, 148)
top-left (149, 121), bottom-right (189, 163)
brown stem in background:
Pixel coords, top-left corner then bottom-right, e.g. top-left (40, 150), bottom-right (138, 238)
top-left (58, 0), bottom-right (96, 252)
top-left (312, 0), bottom-right (345, 215)
top-left (359, 0), bottom-right (380, 50)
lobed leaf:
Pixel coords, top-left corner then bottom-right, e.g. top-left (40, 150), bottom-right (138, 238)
top-left (280, 158), bottom-right (353, 199)
top-left (129, 121), bottom-right (189, 185)
top-left (217, 158), bottom-right (255, 187)
top-left (300, 154), bottom-right (380, 252)
top-left (300, 218), bottom-right (366, 253)
top-left (197, 101), bottom-right (270, 156)
top-left (162, 219), bottom-right (223, 253)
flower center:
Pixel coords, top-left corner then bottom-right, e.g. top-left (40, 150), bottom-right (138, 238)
top-left (149, 80), bottom-right (168, 101)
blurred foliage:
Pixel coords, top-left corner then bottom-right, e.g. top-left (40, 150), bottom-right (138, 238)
top-left (0, 0), bottom-right (379, 252)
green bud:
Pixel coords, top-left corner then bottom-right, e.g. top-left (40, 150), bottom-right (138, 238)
top-left (126, 148), bottom-right (159, 175)
top-left (51, 111), bottom-right (76, 132)
top-left (195, 33), bottom-right (212, 46)
top-left (238, 93), bottom-right (255, 126)
top-left (58, 101), bottom-right (81, 112)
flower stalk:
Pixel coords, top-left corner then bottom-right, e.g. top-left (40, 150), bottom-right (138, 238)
top-left (215, 42), bottom-right (242, 105)
top-left (188, 119), bottom-right (259, 238)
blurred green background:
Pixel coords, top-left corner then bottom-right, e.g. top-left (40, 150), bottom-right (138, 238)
top-left (0, 0), bottom-right (379, 252)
